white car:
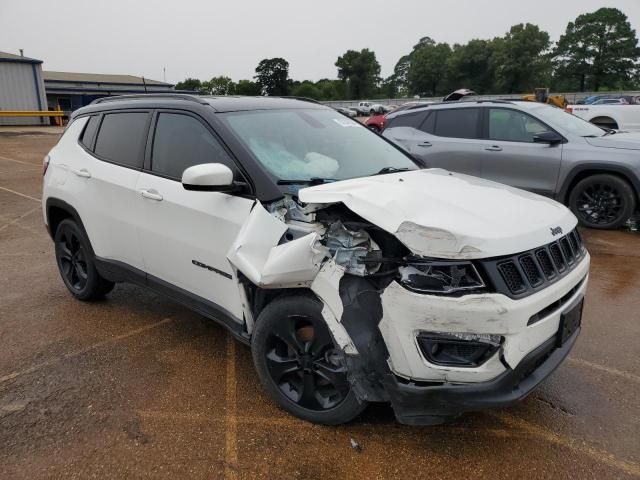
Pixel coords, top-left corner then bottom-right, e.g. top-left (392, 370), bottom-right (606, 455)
top-left (355, 101), bottom-right (385, 115)
top-left (566, 103), bottom-right (640, 131)
top-left (43, 94), bottom-right (589, 426)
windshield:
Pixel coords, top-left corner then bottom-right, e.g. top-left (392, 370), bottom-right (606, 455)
top-left (221, 108), bottom-right (418, 182)
top-left (530, 105), bottom-right (605, 137)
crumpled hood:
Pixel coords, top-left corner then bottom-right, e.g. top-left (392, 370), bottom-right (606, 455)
top-left (585, 132), bottom-right (640, 151)
top-left (298, 169), bottom-right (577, 259)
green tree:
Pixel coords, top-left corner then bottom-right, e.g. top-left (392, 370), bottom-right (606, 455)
top-left (407, 42), bottom-right (452, 97)
top-left (446, 39), bottom-right (496, 93)
top-left (254, 58), bottom-right (290, 96)
top-left (235, 80), bottom-right (261, 96)
top-left (335, 49), bottom-right (381, 99)
top-left (291, 81), bottom-right (322, 99)
top-left (174, 78), bottom-right (202, 92)
top-left (203, 76), bottom-right (236, 95)
top-left (554, 8), bottom-right (640, 91)
top-left (492, 23), bottom-right (551, 93)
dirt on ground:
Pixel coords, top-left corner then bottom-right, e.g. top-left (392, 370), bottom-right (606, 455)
top-left (0, 128), bottom-right (638, 479)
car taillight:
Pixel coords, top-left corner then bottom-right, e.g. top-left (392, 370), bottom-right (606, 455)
top-left (565, 107), bottom-right (573, 114)
top-left (43, 154), bottom-right (50, 175)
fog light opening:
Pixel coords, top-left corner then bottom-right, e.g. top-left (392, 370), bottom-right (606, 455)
top-left (417, 332), bottom-right (501, 368)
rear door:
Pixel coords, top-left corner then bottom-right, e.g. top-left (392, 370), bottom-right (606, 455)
top-left (75, 110), bottom-right (149, 270)
top-left (478, 108), bottom-right (562, 196)
top-left (135, 111), bottom-right (254, 320)
top-left (385, 107), bottom-right (484, 176)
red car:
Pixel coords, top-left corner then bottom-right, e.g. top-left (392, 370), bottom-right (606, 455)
top-left (365, 113), bottom-right (387, 132)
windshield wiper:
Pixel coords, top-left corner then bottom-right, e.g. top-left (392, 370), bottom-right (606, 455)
top-left (277, 177), bottom-right (334, 186)
top-left (375, 167), bottom-right (410, 175)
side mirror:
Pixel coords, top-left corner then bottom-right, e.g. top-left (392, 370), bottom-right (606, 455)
top-left (533, 131), bottom-right (563, 144)
top-left (182, 163), bottom-right (245, 193)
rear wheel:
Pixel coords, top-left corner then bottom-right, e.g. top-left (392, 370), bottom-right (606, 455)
top-left (54, 219), bottom-right (114, 300)
top-left (568, 174), bottom-right (636, 229)
top-left (251, 295), bottom-right (367, 425)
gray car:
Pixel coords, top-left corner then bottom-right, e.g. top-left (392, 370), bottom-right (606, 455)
top-left (383, 100), bottom-right (640, 229)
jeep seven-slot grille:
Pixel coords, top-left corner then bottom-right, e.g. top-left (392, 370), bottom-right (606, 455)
top-left (488, 229), bottom-right (585, 298)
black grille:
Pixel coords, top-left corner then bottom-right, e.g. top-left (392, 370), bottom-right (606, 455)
top-left (535, 249), bottom-right (556, 279)
top-left (519, 255), bottom-right (543, 287)
top-left (484, 228), bottom-right (586, 297)
top-left (549, 243), bottom-right (566, 272)
top-left (497, 262), bottom-right (526, 294)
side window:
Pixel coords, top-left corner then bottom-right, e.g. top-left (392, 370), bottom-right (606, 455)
top-left (418, 111), bottom-right (435, 134)
top-left (387, 110), bottom-right (429, 129)
top-left (151, 113), bottom-right (237, 180)
top-left (434, 108), bottom-right (481, 138)
top-left (79, 115), bottom-right (100, 150)
top-left (94, 112), bottom-right (148, 168)
top-left (488, 109), bottom-right (550, 142)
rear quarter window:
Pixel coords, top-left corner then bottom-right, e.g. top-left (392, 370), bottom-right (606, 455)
top-left (94, 112), bottom-right (149, 168)
top-left (79, 115), bottom-right (100, 150)
top-left (434, 108), bottom-right (481, 139)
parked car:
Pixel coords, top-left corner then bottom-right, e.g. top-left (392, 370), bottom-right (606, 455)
top-left (335, 106), bottom-right (357, 118)
top-left (366, 102), bottom-right (434, 132)
top-left (565, 103), bottom-right (640, 131)
top-left (384, 99), bottom-right (640, 229)
top-left (43, 94), bottom-right (588, 426)
top-left (591, 98), bottom-right (629, 105)
top-left (354, 101), bottom-right (385, 115)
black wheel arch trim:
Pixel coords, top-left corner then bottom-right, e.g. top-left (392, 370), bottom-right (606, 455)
top-left (558, 163), bottom-right (640, 204)
top-left (45, 198), bottom-right (93, 247)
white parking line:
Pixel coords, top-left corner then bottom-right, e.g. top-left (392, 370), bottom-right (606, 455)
top-left (0, 186), bottom-right (40, 202)
top-left (0, 206), bottom-right (40, 233)
top-left (0, 317), bottom-right (174, 384)
top-left (224, 332), bottom-right (239, 480)
top-left (0, 154), bottom-right (40, 168)
top-left (568, 357), bottom-right (640, 383)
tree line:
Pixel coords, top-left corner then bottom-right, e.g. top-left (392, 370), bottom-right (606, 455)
top-left (176, 7), bottom-right (640, 100)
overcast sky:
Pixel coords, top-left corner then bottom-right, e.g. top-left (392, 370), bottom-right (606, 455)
top-left (1, 0), bottom-right (639, 84)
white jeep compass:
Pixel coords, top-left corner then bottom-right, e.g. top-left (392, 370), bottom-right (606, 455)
top-left (42, 94), bottom-right (590, 425)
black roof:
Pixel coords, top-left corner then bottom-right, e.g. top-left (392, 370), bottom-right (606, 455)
top-left (75, 94), bottom-right (326, 117)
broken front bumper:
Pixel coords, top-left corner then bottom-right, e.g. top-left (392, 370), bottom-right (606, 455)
top-left (378, 253), bottom-right (589, 384)
top-left (383, 326), bottom-right (579, 425)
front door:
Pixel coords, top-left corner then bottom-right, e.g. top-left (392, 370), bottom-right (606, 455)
top-left (478, 108), bottom-right (563, 196)
top-left (135, 111), bottom-right (254, 320)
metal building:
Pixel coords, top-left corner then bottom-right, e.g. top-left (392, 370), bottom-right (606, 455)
top-left (0, 51), bottom-right (48, 126)
top-left (44, 72), bottom-right (174, 113)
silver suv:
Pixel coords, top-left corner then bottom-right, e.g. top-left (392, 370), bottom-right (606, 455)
top-left (383, 100), bottom-right (640, 229)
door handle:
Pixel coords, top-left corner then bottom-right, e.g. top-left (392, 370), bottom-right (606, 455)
top-left (418, 141), bottom-right (432, 147)
top-left (140, 189), bottom-right (163, 201)
top-left (485, 145), bottom-right (502, 152)
top-left (71, 168), bottom-right (91, 178)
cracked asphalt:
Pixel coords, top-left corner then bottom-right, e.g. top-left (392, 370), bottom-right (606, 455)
top-left (0, 128), bottom-right (638, 479)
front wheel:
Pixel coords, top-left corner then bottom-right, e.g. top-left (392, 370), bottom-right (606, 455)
top-left (568, 174), bottom-right (636, 229)
top-left (54, 219), bottom-right (115, 300)
top-left (251, 295), bottom-right (367, 425)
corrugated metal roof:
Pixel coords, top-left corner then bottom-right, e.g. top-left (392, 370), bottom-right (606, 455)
top-left (0, 51), bottom-right (43, 64)
top-left (43, 71), bottom-right (172, 86)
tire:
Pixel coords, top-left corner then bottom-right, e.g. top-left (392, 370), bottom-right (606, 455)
top-left (369, 109), bottom-right (376, 116)
top-left (368, 125), bottom-right (380, 133)
top-left (251, 295), bottom-right (367, 425)
top-left (568, 174), bottom-right (636, 229)
top-left (54, 218), bottom-right (115, 300)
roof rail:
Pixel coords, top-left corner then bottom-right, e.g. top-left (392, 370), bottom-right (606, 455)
top-left (278, 96), bottom-right (322, 105)
top-left (475, 99), bottom-right (515, 104)
top-left (91, 93), bottom-right (209, 105)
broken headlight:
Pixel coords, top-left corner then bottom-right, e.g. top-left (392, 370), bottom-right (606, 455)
top-left (399, 260), bottom-right (485, 294)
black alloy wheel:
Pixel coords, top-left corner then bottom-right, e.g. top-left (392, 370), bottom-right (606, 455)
top-left (251, 295), bottom-right (366, 425)
top-left (569, 174), bottom-right (636, 229)
top-left (264, 313), bottom-right (349, 411)
top-left (54, 219), bottom-right (114, 300)
top-left (57, 223), bottom-right (89, 292)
